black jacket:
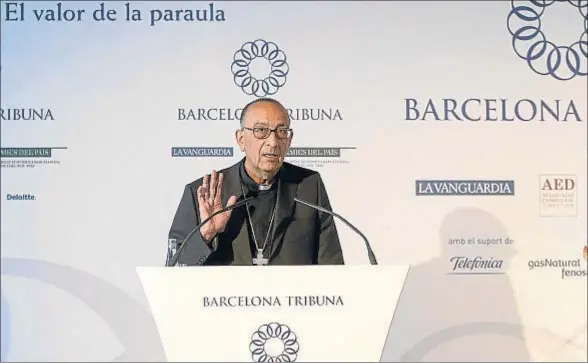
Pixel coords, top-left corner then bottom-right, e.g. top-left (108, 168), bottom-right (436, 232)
top-left (167, 159), bottom-right (345, 266)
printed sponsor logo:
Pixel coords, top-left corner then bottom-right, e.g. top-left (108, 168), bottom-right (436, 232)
top-left (447, 256), bottom-right (506, 275)
top-left (170, 147), bottom-right (234, 158)
top-left (6, 194), bottom-right (35, 201)
top-left (415, 180), bottom-right (515, 196)
top-left (539, 174), bottom-right (577, 217)
top-left (528, 255), bottom-right (587, 279)
top-left (0, 147), bottom-right (66, 169)
top-left (285, 147), bottom-right (355, 168)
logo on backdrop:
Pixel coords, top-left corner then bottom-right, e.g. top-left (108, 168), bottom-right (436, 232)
top-left (447, 256), bottom-right (506, 275)
top-left (539, 174), bottom-right (578, 217)
top-left (177, 38), bottom-right (343, 122)
top-left (250, 322), bottom-right (299, 362)
top-left (506, 0), bottom-right (588, 81)
top-left (0, 108), bottom-right (54, 121)
top-left (170, 147), bottom-right (234, 158)
top-left (231, 39), bottom-right (289, 98)
top-left (5, 193), bottom-right (35, 201)
top-left (285, 147), bottom-right (356, 169)
top-left (415, 180), bottom-right (515, 196)
top-left (527, 247), bottom-right (587, 279)
top-left (0, 147), bottom-right (66, 169)
top-left (404, 98), bottom-right (583, 122)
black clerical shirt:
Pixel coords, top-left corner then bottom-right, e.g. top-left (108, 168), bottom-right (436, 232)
top-left (168, 157), bottom-right (345, 266)
top-left (238, 161), bottom-right (278, 258)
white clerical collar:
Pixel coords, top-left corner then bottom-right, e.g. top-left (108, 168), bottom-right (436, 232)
top-left (258, 183), bottom-right (272, 191)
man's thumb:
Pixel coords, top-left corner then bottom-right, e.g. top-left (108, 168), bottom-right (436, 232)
top-left (226, 195), bottom-right (238, 208)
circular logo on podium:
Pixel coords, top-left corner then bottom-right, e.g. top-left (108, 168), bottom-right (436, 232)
top-left (250, 322), bottom-right (299, 362)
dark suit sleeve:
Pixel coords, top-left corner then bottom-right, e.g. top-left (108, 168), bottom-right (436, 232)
top-left (316, 175), bottom-right (345, 265)
top-left (166, 184), bottom-right (218, 266)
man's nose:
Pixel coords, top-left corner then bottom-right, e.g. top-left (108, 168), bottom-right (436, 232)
top-left (266, 131), bottom-right (279, 145)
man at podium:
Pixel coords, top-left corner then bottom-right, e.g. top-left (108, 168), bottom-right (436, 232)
top-left (167, 98), bottom-right (345, 266)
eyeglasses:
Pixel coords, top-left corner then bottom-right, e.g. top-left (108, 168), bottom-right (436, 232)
top-left (242, 127), bottom-right (293, 140)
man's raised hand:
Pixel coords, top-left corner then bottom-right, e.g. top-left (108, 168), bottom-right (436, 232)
top-left (196, 170), bottom-right (237, 244)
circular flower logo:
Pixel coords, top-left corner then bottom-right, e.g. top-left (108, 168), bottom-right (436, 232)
top-left (507, 0), bottom-right (588, 81)
top-left (249, 322), bottom-right (299, 362)
top-left (231, 39), bottom-right (290, 97)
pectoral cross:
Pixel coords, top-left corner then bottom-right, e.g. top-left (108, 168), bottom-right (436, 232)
top-left (252, 249), bottom-right (269, 266)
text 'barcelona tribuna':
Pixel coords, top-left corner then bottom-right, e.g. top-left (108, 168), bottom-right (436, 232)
top-left (178, 107), bottom-right (343, 121)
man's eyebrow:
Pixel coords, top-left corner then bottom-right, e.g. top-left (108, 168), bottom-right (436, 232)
top-left (253, 121), bottom-right (289, 127)
top-left (252, 121), bottom-right (269, 127)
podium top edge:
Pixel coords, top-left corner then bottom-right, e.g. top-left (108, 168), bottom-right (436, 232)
top-left (136, 265), bottom-right (410, 270)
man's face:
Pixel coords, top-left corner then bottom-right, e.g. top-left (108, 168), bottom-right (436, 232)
top-left (236, 102), bottom-right (293, 176)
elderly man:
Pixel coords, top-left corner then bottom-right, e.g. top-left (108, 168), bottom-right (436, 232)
top-left (167, 98), bottom-right (345, 266)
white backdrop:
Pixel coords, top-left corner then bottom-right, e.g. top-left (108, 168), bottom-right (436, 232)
top-left (1, 1), bottom-right (587, 361)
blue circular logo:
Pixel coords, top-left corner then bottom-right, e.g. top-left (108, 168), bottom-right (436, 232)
top-left (507, 0), bottom-right (588, 80)
top-left (231, 40), bottom-right (290, 97)
top-left (249, 322), bottom-right (299, 362)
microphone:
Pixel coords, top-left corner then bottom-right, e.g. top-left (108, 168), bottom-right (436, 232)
top-left (166, 196), bottom-right (255, 267)
top-left (294, 197), bottom-right (378, 265)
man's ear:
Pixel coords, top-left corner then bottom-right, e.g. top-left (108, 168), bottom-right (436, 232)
top-left (235, 129), bottom-right (245, 152)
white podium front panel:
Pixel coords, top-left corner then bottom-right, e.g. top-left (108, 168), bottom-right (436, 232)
top-left (137, 266), bottom-right (408, 362)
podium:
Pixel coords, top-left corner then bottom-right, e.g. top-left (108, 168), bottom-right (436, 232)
top-left (137, 265), bottom-right (409, 362)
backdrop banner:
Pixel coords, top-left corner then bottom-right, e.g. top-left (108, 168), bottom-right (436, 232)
top-left (0, 0), bottom-right (586, 362)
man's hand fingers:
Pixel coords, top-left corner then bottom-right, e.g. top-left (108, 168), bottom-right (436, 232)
top-left (215, 173), bottom-right (224, 203)
top-left (209, 170), bottom-right (218, 200)
top-left (196, 185), bottom-right (203, 202)
top-left (202, 174), bottom-right (210, 200)
top-left (196, 185), bottom-right (207, 216)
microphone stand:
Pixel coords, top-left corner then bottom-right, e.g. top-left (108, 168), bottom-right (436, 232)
top-left (294, 197), bottom-right (378, 265)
